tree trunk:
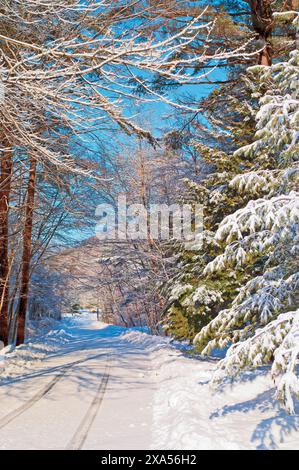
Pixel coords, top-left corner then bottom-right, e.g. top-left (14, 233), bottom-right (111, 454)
top-left (0, 141), bottom-right (12, 346)
top-left (249, 0), bottom-right (273, 65)
top-left (16, 156), bottom-right (37, 346)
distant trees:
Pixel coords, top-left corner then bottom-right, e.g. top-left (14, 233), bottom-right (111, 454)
top-left (92, 141), bottom-right (188, 332)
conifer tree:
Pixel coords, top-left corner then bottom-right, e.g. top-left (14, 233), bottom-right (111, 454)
top-left (162, 11), bottom-right (298, 412)
top-left (193, 45), bottom-right (298, 413)
top-left (162, 69), bottom-right (261, 340)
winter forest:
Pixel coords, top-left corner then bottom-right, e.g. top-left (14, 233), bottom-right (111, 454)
top-left (0, 0), bottom-right (298, 452)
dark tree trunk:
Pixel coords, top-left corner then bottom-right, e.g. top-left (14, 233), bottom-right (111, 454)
top-left (0, 141), bottom-right (12, 346)
top-left (16, 156), bottom-right (37, 346)
top-left (249, 0), bottom-right (273, 65)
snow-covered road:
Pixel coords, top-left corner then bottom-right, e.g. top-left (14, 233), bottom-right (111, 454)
top-left (0, 317), bottom-right (155, 450)
top-left (0, 313), bottom-right (298, 450)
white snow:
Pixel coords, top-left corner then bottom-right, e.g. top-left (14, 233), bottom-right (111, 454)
top-left (0, 313), bottom-right (298, 450)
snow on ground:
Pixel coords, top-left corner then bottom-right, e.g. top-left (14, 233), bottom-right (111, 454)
top-left (0, 317), bottom-right (76, 380)
top-left (122, 330), bottom-right (299, 450)
top-left (0, 313), bottom-right (298, 450)
top-left (152, 347), bottom-right (299, 450)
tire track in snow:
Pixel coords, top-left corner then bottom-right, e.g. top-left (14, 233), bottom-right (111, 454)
top-left (0, 366), bottom-right (70, 430)
top-left (0, 351), bottom-right (106, 430)
top-left (66, 361), bottom-right (111, 450)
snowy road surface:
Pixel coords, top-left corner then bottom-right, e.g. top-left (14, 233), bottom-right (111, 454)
top-left (0, 314), bottom-right (298, 450)
top-left (0, 317), bottom-right (155, 450)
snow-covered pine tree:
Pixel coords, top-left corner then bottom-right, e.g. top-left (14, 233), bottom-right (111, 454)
top-left (161, 72), bottom-right (262, 340)
top-left (194, 43), bottom-right (299, 413)
top-left (154, 0), bottom-right (299, 341)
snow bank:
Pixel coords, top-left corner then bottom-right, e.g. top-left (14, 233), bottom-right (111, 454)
top-left (0, 317), bottom-right (75, 381)
top-left (123, 330), bottom-right (299, 450)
